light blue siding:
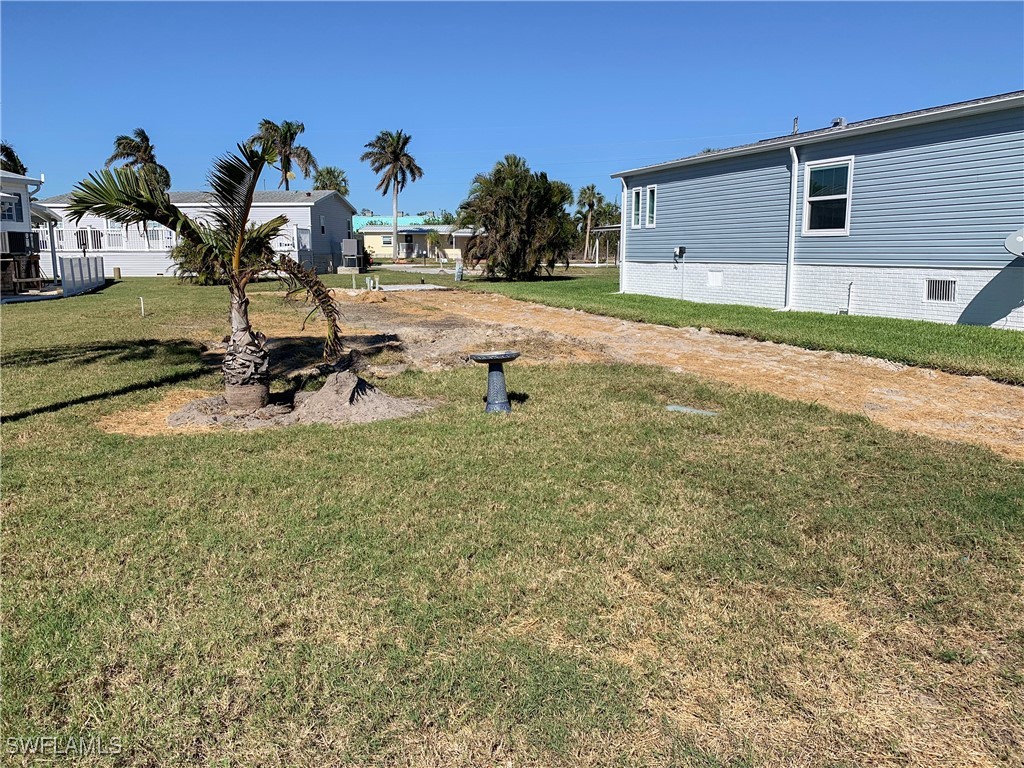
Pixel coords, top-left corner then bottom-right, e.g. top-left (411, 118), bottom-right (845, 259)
top-left (622, 106), bottom-right (1024, 271)
top-left (796, 110), bottom-right (1024, 268)
top-left (623, 150), bottom-right (791, 264)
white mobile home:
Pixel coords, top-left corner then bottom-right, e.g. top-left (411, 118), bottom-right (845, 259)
top-left (35, 189), bottom-right (357, 276)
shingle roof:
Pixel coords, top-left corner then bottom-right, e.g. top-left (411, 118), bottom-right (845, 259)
top-left (613, 90), bottom-right (1024, 178)
top-left (39, 189), bottom-right (352, 207)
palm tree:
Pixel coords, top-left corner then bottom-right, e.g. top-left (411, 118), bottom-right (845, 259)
top-left (457, 155), bottom-right (574, 279)
top-left (360, 130), bottom-right (423, 260)
top-left (250, 120), bottom-right (318, 191)
top-left (68, 141), bottom-right (343, 412)
top-left (313, 165), bottom-right (349, 197)
top-left (104, 128), bottom-right (171, 190)
top-left (425, 229), bottom-right (447, 262)
top-left (1, 141), bottom-right (27, 175)
top-left (576, 184), bottom-right (604, 263)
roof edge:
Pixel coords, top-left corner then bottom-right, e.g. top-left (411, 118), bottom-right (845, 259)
top-left (612, 91), bottom-right (1024, 179)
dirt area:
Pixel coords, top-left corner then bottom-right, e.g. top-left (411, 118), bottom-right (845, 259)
top-left (100, 288), bottom-right (1023, 457)
top-left (337, 289), bottom-right (1024, 461)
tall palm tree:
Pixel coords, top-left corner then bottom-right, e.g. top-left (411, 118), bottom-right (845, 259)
top-left (1, 141), bottom-right (27, 175)
top-left (104, 128), bottom-right (171, 191)
top-left (313, 165), bottom-right (349, 197)
top-left (576, 184), bottom-right (604, 262)
top-left (250, 119), bottom-right (318, 191)
top-left (360, 130), bottom-right (423, 260)
top-left (68, 141), bottom-right (343, 412)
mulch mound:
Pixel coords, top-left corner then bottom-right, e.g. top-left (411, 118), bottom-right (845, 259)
top-left (165, 371), bottom-right (429, 431)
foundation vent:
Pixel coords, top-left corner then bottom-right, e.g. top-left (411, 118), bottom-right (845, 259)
top-left (925, 279), bottom-right (956, 302)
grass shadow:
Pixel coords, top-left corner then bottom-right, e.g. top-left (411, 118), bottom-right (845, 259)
top-left (2, 339), bottom-right (203, 369)
top-left (0, 338), bottom-right (210, 424)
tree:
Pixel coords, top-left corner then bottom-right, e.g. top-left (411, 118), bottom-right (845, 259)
top-left (576, 184), bottom-right (605, 262)
top-left (425, 229), bottom-right (447, 261)
top-left (360, 130), bottom-right (423, 260)
top-left (68, 141), bottom-right (343, 412)
top-left (457, 155), bottom-right (575, 280)
top-left (313, 165), bottom-right (349, 197)
top-left (422, 209), bottom-right (455, 225)
top-left (1, 141), bottom-right (27, 175)
top-left (250, 120), bottom-right (318, 191)
top-left (104, 128), bottom-right (171, 190)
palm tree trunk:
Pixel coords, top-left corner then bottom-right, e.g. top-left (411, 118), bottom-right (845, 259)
top-left (584, 208), bottom-right (593, 265)
top-left (392, 186), bottom-right (399, 260)
top-left (223, 282), bottom-right (270, 411)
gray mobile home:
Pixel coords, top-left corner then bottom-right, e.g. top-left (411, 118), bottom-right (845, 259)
top-left (613, 91), bottom-right (1024, 329)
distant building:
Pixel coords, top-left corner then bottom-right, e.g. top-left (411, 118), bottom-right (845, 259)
top-left (613, 91), bottom-right (1024, 329)
top-left (358, 223), bottom-right (474, 261)
top-left (36, 190), bottom-right (357, 276)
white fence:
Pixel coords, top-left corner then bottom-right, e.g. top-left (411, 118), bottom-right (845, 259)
top-left (60, 256), bottom-right (105, 297)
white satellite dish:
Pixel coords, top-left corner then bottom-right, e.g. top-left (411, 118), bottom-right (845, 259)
top-left (1005, 229), bottom-right (1024, 257)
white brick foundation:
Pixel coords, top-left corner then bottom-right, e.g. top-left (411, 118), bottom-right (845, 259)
top-left (793, 264), bottom-right (1023, 330)
top-left (622, 261), bottom-right (1023, 330)
top-left (622, 261), bottom-right (787, 308)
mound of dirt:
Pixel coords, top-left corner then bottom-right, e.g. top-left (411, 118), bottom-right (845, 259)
top-left (166, 371), bottom-right (429, 430)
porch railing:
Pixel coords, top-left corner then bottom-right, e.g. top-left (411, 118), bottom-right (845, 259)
top-left (34, 226), bottom-right (312, 256)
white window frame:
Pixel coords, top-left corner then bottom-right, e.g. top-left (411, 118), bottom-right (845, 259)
top-left (802, 156), bottom-right (854, 237)
top-left (381, 235), bottom-right (393, 246)
top-left (631, 188), bottom-right (642, 229)
top-left (645, 185), bottom-right (657, 228)
top-left (1, 192), bottom-right (23, 222)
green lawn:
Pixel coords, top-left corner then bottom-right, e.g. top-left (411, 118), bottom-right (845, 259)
top-left (2, 279), bottom-right (1022, 766)
top-left (368, 266), bottom-right (1024, 385)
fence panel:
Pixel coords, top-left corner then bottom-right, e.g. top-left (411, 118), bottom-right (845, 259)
top-left (60, 256), bottom-right (106, 297)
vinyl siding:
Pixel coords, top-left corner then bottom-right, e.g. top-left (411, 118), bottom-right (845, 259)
top-left (310, 196), bottom-right (353, 262)
top-left (795, 109), bottom-right (1023, 268)
top-left (622, 150), bottom-right (792, 264)
top-left (621, 106), bottom-right (1024, 271)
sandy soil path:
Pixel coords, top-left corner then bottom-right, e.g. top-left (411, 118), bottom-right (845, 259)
top-left (383, 290), bottom-right (1024, 461)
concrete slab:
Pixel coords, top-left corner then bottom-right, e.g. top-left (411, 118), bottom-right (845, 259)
top-left (379, 284), bottom-right (449, 292)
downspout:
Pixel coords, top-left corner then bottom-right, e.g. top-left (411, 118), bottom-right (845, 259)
top-left (778, 146), bottom-right (798, 311)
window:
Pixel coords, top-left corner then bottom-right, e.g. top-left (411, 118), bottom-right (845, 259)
top-left (382, 235), bottom-right (392, 246)
top-left (319, 215), bottom-right (326, 235)
top-left (631, 188), bottom-right (642, 228)
top-left (803, 157), bottom-right (853, 236)
top-left (645, 186), bottom-right (657, 228)
top-left (1, 193), bottom-right (23, 222)
top-left (925, 279), bottom-right (956, 302)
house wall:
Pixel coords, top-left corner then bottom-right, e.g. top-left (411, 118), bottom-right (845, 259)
top-left (794, 109), bottom-right (1024, 269)
top-left (620, 104), bottom-right (1024, 328)
top-left (360, 231), bottom-right (465, 261)
top-left (39, 202), bottom-right (330, 276)
top-left (0, 178), bottom-right (34, 234)
top-left (309, 196), bottom-right (354, 272)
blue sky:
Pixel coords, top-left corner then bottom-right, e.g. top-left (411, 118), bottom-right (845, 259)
top-left (3, 2), bottom-right (1022, 213)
